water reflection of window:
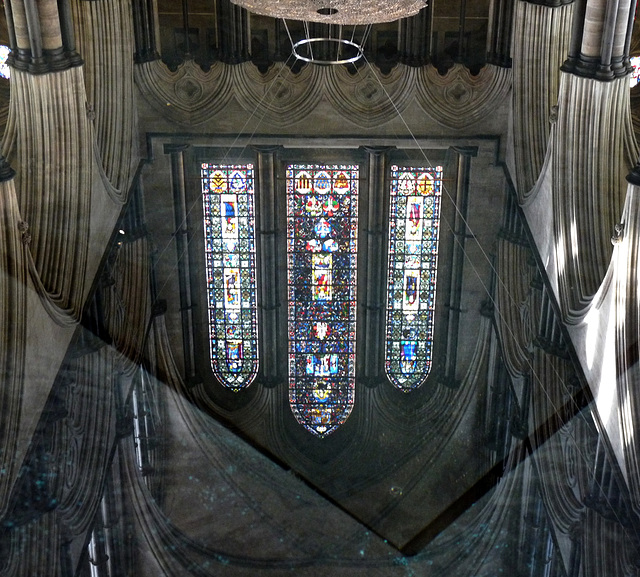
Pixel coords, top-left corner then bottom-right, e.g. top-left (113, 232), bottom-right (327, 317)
top-left (286, 165), bottom-right (359, 437)
top-left (201, 164), bottom-right (258, 390)
top-left (385, 166), bottom-right (442, 390)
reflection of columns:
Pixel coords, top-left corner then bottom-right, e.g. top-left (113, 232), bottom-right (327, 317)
top-left (359, 147), bottom-right (392, 385)
top-left (165, 144), bottom-right (198, 384)
top-left (254, 146), bottom-right (281, 386)
top-left (399, 7), bottom-right (431, 66)
top-left (485, 0), bottom-right (514, 67)
top-left (534, 286), bottom-right (569, 358)
top-left (5, 0), bottom-right (82, 73)
top-left (132, 0), bottom-right (160, 62)
top-left (562, 0), bottom-right (633, 79)
top-left (216, 0), bottom-right (250, 64)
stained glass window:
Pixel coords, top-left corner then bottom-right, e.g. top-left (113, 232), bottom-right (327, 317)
top-left (287, 165), bottom-right (359, 436)
top-left (385, 166), bottom-right (443, 391)
top-left (0, 46), bottom-right (10, 80)
top-left (201, 164), bottom-right (258, 390)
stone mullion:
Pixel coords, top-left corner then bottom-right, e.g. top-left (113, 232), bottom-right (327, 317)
top-left (254, 146), bottom-right (281, 385)
top-left (165, 144), bottom-right (198, 384)
top-left (359, 147), bottom-right (391, 385)
top-left (443, 148), bottom-right (474, 387)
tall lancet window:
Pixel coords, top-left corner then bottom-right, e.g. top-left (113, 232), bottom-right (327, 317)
top-left (385, 166), bottom-right (443, 390)
top-left (201, 164), bottom-right (258, 390)
top-left (287, 165), bottom-right (359, 436)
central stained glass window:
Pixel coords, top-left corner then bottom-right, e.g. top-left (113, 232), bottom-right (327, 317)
top-left (287, 165), bottom-right (359, 436)
top-left (385, 165), bottom-right (443, 390)
top-left (202, 164), bottom-right (258, 390)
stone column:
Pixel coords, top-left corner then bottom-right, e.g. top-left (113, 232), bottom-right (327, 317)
top-left (399, 7), bottom-right (431, 66)
top-left (3, 1), bottom-right (18, 52)
top-left (439, 148), bottom-right (476, 388)
top-left (165, 144), bottom-right (198, 384)
top-left (358, 147), bottom-right (392, 386)
top-left (5, 0), bottom-right (81, 73)
top-left (254, 146), bottom-right (282, 386)
top-left (486, 0), bottom-right (514, 67)
top-left (563, 0), bottom-right (633, 79)
top-left (622, 0), bottom-right (637, 71)
top-left (132, 0), bottom-right (160, 62)
top-left (216, 0), bottom-right (250, 64)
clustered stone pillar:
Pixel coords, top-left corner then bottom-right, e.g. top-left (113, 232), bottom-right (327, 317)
top-left (4, 0), bottom-right (82, 73)
top-left (485, 0), bottom-right (515, 67)
top-left (132, 0), bottom-right (160, 63)
top-left (399, 6), bottom-right (432, 66)
top-left (562, 0), bottom-right (636, 79)
top-left (216, 0), bottom-right (250, 64)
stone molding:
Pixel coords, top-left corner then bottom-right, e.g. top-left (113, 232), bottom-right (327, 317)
top-left (135, 59), bottom-right (512, 130)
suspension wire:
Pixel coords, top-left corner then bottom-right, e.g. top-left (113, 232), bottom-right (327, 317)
top-left (356, 52), bottom-right (638, 543)
top-left (153, 52), bottom-right (297, 300)
top-left (150, 35), bottom-right (634, 544)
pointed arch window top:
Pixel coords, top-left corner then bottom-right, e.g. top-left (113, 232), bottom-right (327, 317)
top-left (385, 165), bottom-right (443, 391)
top-left (201, 164), bottom-right (258, 390)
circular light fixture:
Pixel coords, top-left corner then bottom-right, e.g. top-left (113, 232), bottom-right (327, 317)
top-left (229, 0), bottom-right (427, 25)
top-left (292, 37), bottom-right (364, 65)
